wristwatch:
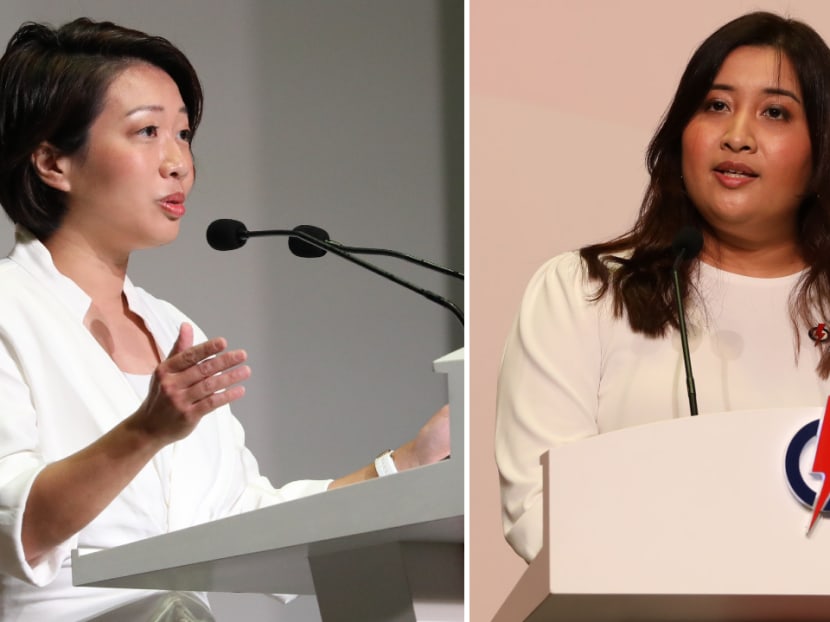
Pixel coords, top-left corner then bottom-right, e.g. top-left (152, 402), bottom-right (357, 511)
top-left (374, 449), bottom-right (398, 477)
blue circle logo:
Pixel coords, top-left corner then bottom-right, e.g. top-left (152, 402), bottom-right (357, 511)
top-left (785, 418), bottom-right (830, 513)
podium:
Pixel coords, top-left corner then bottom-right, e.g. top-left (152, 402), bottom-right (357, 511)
top-left (72, 349), bottom-right (464, 622)
top-left (494, 406), bottom-right (830, 622)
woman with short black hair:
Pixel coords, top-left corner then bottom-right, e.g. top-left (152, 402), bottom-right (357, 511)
top-left (0, 18), bottom-right (449, 620)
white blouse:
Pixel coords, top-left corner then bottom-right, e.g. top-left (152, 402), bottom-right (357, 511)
top-left (496, 251), bottom-right (830, 562)
top-left (0, 228), bottom-right (331, 620)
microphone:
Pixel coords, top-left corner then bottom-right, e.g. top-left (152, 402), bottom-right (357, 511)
top-left (286, 224), bottom-right (463, 280)
top-left (287, 225), bottom-right (327, 258)
top-left (206, 220), bottom-right (329, 257)
top-left (671, 226), bottom-right (704, 265)
top-left (671, 226), bottom-right (703, 416)
top-left (206, 219), bottom-right (464, 326)
top-left (206, 218), bottom-right (248, 251)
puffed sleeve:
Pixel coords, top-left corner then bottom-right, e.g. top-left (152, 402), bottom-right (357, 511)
top-left (0, 341), bottom-right (76, 585)
top-left (495, 252), bottom-right (603, 562)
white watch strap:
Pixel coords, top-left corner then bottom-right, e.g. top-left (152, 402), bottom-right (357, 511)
top-left (374, 449), bottom-right (397, 477)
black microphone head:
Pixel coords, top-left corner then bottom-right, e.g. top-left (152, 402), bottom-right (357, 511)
top-left (207, 219), bottom-right (249, 251)
top-left (671, 226), bottom-right (703, 262)
top-left (289, 225), bottom-right (329, 258)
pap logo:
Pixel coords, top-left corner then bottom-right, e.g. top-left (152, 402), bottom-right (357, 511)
top-left (785, 397), bottom-right (830, 534)
top-left (809, 323), bottom-right (830, 343)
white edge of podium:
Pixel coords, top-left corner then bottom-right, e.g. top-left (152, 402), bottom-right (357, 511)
top-left (72, 348), bottom-right (465, 622)
top-left (494, 406), bottom-right (830, 622)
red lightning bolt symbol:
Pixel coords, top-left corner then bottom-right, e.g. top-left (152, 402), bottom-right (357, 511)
top-left (808, 396), bottom-right (830, 534)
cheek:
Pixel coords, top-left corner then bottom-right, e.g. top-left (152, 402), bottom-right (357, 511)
top-left (185, 152), bottom-right (196, 190)
top-left (86, 149), bottom-right (142, 186)
top-left (768, 133), bottom-right (812, 188)
top-left (788, 138), bottom-right (812, 177)
top-left (681, 125), bottom-right (707, 180)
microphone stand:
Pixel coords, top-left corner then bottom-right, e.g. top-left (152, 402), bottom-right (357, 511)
top-left (323, 240), bottom-right (463, 280)
top-left (249, 228), bottom-right (465, 327)
top-left (672, 251), bottom-right (698, 416)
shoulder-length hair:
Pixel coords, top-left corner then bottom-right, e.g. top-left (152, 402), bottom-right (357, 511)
top-left (0, 18), bottom-right (203, 240)
top-left (580, 11), bottom-right (830, 377)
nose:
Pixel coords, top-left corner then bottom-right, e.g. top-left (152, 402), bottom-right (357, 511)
top-left (721, 111), bottom-right (756, 153)
top-left (160, 138), bottom-right (191, 179)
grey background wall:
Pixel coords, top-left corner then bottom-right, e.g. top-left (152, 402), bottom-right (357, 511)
top-left (0, 1), bottom-right (463, 620)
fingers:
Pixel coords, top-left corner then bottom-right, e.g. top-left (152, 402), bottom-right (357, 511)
top-left (197, 348), bottom-right (247, 376)
top-left (187, 359), bottom-right (251, 405)
top-left (164, 324), bottom-right (230, 374)
top-left (189, 381), bottom-right (247, 417)
top-left (157, 324), bottom-right (250, 411)
top-left (167, 322), bottom-right (194, 359)
top-left (134, 324), bottom-right (251, 445)
top-left (162, 324), bottom-right (247, 385)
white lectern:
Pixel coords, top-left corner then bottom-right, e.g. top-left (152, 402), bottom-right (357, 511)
top-left (494, 407), bottom-right (830, 622)
top-left (72, 349), bottom-right (464, 622)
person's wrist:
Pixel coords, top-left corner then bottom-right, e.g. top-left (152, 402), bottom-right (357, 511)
top-left (374, 449), bottom-right (397, 477)
top-left (389, 441), bottom-right (419, 471)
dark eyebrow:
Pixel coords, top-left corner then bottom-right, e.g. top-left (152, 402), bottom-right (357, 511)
top-left (710, 83), bottom-right (802, 104)
top-left (125, 105), bottom-right (189, 117)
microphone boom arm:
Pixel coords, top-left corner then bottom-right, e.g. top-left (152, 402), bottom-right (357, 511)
top-left (328, 241), bottom-right (463, 280)
top-left (250, 229), bottom-right (465, 326)
top-left (672, 250), bottom-right (698, 416)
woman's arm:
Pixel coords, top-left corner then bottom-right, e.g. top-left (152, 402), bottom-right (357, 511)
top-left (496, 253), bottom-right (602, 562)
top-left (21, 323), bottom-right (249, 563)
top-left (327, 404), bottom-right (450, 489)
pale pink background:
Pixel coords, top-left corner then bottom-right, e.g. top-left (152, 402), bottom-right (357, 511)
top-left (470, 1), bottom-right (830, 619)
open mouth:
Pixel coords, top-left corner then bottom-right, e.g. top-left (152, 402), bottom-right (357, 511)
top-left (715, 170), bottom-right (757, 179)
top-left (713, 165), bottom-right (758, 179)
top-left (160, 201), bottom-right (185, 218)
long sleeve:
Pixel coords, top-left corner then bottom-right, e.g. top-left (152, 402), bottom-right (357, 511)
top-left (0, 250), bottom-right (331, 588)
top-left (0, 331), bottom-right (79, 585)
top-left (0, 417), bottom-right (59, 586)
top-left (0, 232), bottom-right (338, 618)
top-left (495, 252), bottom-right (603, 562)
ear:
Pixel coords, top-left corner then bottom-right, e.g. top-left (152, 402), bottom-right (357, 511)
top-left (30, 142), bottom-right (72, 192)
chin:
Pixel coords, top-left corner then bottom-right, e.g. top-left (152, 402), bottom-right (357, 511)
top-left (137, 223), bottom-right (181, 250)
top-left (702, 204), bottom-right (757, 225)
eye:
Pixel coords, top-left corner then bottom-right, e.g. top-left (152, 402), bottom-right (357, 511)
top-left (763, 105), bottom-right (789, 121)
top-left (703, 99), bottom-right (729, 113)
top-left (178, 128), bottom-right (193, 143)
top-left (137, 125), bottom-right (159, 137)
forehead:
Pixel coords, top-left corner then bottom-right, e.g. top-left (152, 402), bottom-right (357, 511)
top-left (102, 62), bottom-right (186, 112)
top-left (713, 45), bottom-right (802, 96)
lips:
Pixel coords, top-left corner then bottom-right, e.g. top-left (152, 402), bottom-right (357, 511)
top-left (713, 161), bottom-right (758, 178)
top-left (159, 192), bottom-right (186, 218)
top-left (711, 160), bottom-right (759, 189)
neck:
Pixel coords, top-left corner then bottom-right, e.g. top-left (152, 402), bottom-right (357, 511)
top-left (699, 231), bottom-right (805, 277)
top-left (43, 229), bottom-right (129, 305)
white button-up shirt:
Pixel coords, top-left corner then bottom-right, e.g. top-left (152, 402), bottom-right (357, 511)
top-left (0, 228), bottom-right (330, 620)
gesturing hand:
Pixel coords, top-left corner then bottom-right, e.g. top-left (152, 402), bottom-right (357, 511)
top-left (131, 323), bottom-right (250, 446)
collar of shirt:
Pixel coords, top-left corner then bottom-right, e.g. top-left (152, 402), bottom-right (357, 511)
top-left (6, 226), bottom-right (146, 324)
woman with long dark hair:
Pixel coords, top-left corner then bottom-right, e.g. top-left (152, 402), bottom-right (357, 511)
top-left (497, 11), bottom-right (830, 563)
